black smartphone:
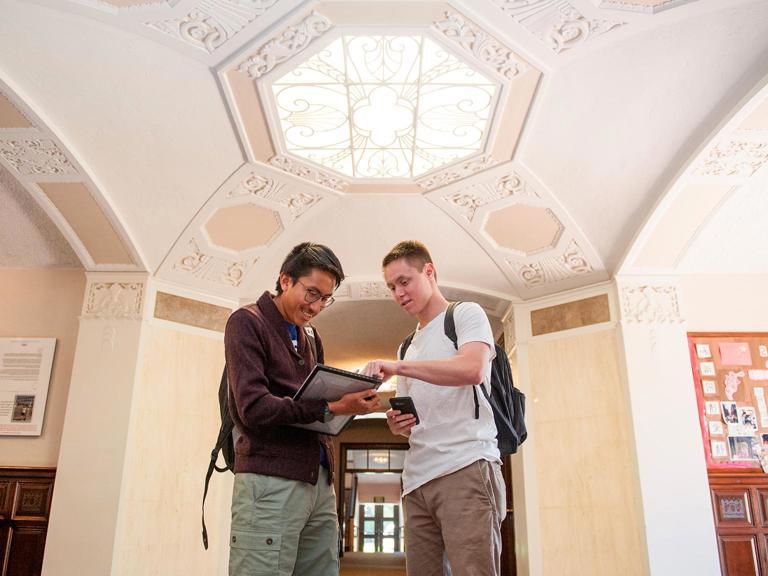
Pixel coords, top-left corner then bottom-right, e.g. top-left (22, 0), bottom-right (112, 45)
top-left (389, 396), bottom-right (420, 425)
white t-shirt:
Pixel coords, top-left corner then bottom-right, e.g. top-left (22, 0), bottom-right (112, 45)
top-left (397, 302), bottom-right (500, 495)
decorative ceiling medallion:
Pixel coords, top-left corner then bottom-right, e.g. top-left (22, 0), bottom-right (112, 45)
top-left (268, 32), bottom-right (498, 179)
top-left (146, 0), bottom-right (281, 54)
top-left (490, 0), bottom-right (625, 54)
top-left (442, 171), bottom-right (538, 221)
top-left (0, 139), bottom-right (77, 176)
top-left (227, 171), bottom-right (322, 220)
top-left (417, 154), bottom-right (497, 191)
top-left (173, 238), bottom-right (258, 287)
top-left (432, 11), bottom-right (526, 80)
top-left (269, 155), bottom-right (349, 192)
top-left (507, 239), bottom-right (593, 287)
top-left (620, 285), bottom-right (682, 323)
top-left (696, 140), bottom-right (768, 178)
top-left (239, 11), bottom-right (332, 78)
top-left (485, 206), bottom-right (564, 255)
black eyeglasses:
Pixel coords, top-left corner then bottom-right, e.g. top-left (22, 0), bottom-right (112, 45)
top-left (296, 279), bottom-right (335, 308)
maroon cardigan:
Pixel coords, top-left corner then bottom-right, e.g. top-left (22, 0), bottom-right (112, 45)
top-left (225, 291), bottom-right (333, 484)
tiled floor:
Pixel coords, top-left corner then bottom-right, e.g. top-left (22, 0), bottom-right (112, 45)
top-left (339, 552), bottom-right (406, 575)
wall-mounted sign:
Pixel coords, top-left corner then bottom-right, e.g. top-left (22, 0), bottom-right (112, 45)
top-left (373, 496), bottom-right (385, 503)
top-left (0, 338), bottom-right (56, 436)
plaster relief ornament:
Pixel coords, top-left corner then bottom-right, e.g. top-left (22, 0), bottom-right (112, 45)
top-left (724, 370), bottom-right (745, 401)
top-left (146, 0), bottom-right (280, 54)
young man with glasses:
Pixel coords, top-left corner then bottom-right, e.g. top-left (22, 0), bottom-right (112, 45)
top-left (226, 242), bottom-right (380, 576)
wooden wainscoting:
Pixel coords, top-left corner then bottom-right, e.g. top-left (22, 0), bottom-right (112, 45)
top-left (0, 467), bottom-right (55, 576)
top-left (710, 473), bottom-right (768, 576)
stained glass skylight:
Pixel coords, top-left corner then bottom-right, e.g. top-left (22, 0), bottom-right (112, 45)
top-left (270, 34), bottom-right (497, 179)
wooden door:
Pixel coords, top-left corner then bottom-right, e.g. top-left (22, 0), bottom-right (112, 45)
top-left (0, 468), bottom-right (55, 576)
top-left (710, 473), bottom-right (768, 575)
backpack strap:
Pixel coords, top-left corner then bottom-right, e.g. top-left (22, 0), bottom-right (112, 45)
top-left (399, 331), bottom-right (415, 361)
top-left (202, 366), bottom-right (230, 550)
top-left (304, 324), bottom-right (320, 364)
top-left (444, 302), bottom-right (481, 420)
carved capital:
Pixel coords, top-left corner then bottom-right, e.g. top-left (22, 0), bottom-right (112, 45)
top-left (83, 280), bottom-right (146, 319)
top-left (620, 284), bottom-right (683, 324)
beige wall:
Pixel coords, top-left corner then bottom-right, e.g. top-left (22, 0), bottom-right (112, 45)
top-left (112, 323), bottom-right (230, 576)
top-left (0, 267), bottom-right (85, 467)
top-left (528, 328), bottom-right (645, 576)
top-left (680, 274), bottom-right (768, 331)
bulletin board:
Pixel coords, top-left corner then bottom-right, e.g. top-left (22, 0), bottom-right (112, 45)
top-left (689, 333), bottom-right (768, 471)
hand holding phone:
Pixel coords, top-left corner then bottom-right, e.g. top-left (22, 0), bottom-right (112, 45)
top-left (389, 396), bottom-right (420, 426)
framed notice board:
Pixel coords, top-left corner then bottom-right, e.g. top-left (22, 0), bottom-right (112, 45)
top-left (689, 333), bottom-right (768, 471)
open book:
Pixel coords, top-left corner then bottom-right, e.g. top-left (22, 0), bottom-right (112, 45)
top-left (291, 364), bottom-right (382, 435)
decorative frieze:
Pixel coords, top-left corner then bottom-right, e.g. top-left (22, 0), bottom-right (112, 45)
top-left (84, 281), bottom-right (145, 319)
top-left (696, 140), bottom-right (768, 178)
top-left (418, 155), bottom-right (497, 191)
top-left (433, 12), bottom-right (525, 80)
top-left (357, 281), bottom-right (393, 300)
top-left (620, 284), bottom-right (683, 324)
top-left (146, 0), bottom-right (280, 54)
top-left (238, 11), bottom-right (332, 79)
top-left (269, 155), bottom-right (348, 192)
top-left (490, 0), bottom-right (624, 54)
top-left (228, 171), bottom-right (322, 220)
top-left (508, 239), bottom-right (593, 287)
top-left (596, 0), bottom-right (695, 14)
top-left (442, 170), bottom-right (537, 222)
top-left (0, 139), bottom-right (76, 176)
top-left (174, 238), bottom-right (257, 287)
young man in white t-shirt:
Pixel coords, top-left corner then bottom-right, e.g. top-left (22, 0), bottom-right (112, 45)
top-left (362, 240), bottom-right (506, 576)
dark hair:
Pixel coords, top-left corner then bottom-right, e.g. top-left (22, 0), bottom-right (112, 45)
top-left (382, 240), bottom-right (433, 271)
top-left (275, 242), bottom-right (345, 294)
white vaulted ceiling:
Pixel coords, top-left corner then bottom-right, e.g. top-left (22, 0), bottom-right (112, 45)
top-left (1, 0), bottom-right (768, 317)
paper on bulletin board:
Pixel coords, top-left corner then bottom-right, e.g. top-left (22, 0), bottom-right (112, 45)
top-left (0, 338), bottom-right (56, 436)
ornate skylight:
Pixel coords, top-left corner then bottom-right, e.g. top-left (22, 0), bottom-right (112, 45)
top-left (270, 34), bottom-right (497, 179)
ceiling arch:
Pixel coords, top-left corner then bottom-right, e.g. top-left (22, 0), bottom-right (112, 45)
top-left (1, 0), bottom-right (767, 309)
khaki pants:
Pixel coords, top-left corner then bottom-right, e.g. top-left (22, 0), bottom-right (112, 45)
top-left (229, 467), bottom-right (338, 576)
top-left (403, 460), bottom-right (506, 576)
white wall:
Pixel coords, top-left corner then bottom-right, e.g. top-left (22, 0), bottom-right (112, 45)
top-left (680, 274), bottom-right (768, 331)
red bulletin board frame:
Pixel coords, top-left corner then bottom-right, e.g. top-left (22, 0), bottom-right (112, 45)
top-left (689, 332), bottom-right (768, 472)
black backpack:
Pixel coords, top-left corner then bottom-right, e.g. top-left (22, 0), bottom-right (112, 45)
top-left (201, 323), bottom-right (319, 549)
top-left (399, 302), bottom-right (527, 457)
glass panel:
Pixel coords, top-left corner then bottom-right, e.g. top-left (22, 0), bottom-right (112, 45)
top-left (363, 538), bottom-right (376, 553)
top-left (382, 520), bottom-right (396, 536)
top-left (382, 538), bottom-right (395, 553)
top-left (388, 450), bottom-right (405, 470)
top-left (363, 521), bottom-right (376, 535)
top-left (347, 449), bottom-right (368, 470)
top-left (363, 503), bottom-right (376, 517)
top-left (369, 450), bottom-right (389, 470)
top-left (382, 504), bottom-right (395, 518)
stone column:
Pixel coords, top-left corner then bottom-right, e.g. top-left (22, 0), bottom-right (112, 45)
top-left (42, 273), bottom-right (149, 576)
top-left (616, 277), bottom-right (719, 575)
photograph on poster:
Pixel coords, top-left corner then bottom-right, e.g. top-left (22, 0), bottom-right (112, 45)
top-left (760, 345), bottom-right (768, 358)
top-left (711, 440), bottom-right (728, 458)
top-left (738, 406), bottom-right (759, 431)
top-left (761, 434), bottom-right (768, 452)
top-left (702, 380), bottom-right (717, 395)
top-left (721, 401), bottom-right (739, 424)
top-left (709, 420), bottom-right (725, 436)
top-left (729, 436), bottom-right (761, 461)
top-left (700, 362), bottom-right (716, 376)
top-left (705, 401), bottom-right (720, 416)
top-left (696, 343), bottom-right (712, 358)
